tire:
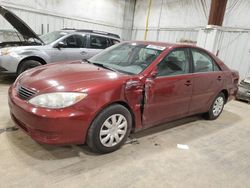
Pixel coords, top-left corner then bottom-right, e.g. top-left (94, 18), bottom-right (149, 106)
top-left (17, 60), bottom-right (42, 75)
top-left (204, 92), bottom-right (225, 120)
top-left (87, 104), bottom-right (132, 153)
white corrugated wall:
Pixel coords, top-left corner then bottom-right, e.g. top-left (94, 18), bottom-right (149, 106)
top-left (0, 0), bottom-right (250, 78)
top-left (217, 29), bottom-right (250, 79)
top-left (132, 0), bottom-right (211, 42)
top-left (0, 0), bottom-right (133, 39)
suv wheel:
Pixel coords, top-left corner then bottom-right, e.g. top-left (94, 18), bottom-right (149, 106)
top-left (17, 60), bottom-right (42, 75)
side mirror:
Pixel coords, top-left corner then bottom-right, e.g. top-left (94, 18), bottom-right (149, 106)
top-left (55, 41), bottom-right (66, 49)
top-left (148, 69), bottom-right (158, 79)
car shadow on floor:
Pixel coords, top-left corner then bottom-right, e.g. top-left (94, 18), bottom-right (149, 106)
top-left (5, 109), bottom-right (241, 158)
top-left (2, 109), bottom-right (241, 175)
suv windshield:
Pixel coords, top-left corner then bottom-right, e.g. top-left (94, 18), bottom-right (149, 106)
top-left (40, 31), bottom-right (68, 44)
top-left (89, 42), bottom-right (163, 75)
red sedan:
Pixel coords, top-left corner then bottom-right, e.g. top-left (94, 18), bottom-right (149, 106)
top-left (8, 41), bottom-right (239, 153)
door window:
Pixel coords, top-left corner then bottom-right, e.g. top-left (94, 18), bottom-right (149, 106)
top-left (191, 49), bottom-right (220, 72)
top-left (90, 35), bottom-right (109, 49)
top-left (110, 39), bottom-right (120, 46)
top-left (63, 35), bottom-right (86, 48)
top-left (157, 49), bottom-right (189, 77)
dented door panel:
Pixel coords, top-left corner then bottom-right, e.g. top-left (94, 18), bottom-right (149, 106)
top-left (142, 74), bottom-right (193, 127)
top-left (124, 78), bottom-right (144, 131)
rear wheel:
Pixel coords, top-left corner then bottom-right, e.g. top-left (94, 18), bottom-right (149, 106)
top-left (204, 92), bottom-right (225, 120)
top-left (17, 60), bottom-right (42, 75)
top-left (87, 104), bottom-right (132, 153)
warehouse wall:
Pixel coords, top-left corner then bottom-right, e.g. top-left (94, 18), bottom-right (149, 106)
top-left (132, 0), bottom-right (250, 79)
top-left (0, 0), bottom-right (135, 39)
top-left (197, 0), bottom-right (250, 79)
top-left (132, 0), bottom-right (211, 42)
top-left (223, 0), bottom-right (250, 29)
top-left (220, 0), bottom-right (250, 78)
top-left (0, 0), bottom-right (250, 78)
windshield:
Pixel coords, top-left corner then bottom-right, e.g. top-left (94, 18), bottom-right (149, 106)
top-left (40, 31), bottom-right (68, 44)
top-left (89, 42), bottom-right (164, 75)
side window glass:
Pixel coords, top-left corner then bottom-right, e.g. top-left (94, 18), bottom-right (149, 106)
top-left (191, 49), bottom-right (219, 72)
top-left (157, 49), bottom-right (189, 77)
top-left (110, 39), bottom-right (120, 46)
top-left (63, 35), bottom-right (77, 48)
top-left (213, 61), bottom-right (221, 71)
top-left (90, 36), bottom-right (108, 49)
top-left (62, 35), bottom-right (86, 48)
top-left (74, 35), bottom-right (87, 48)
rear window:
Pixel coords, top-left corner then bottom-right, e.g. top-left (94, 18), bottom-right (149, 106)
top-left (90, 35), bottom-right (109, 49)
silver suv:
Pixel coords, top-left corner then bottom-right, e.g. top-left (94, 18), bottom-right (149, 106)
top-left (0, 6), bottom-right (120, 75)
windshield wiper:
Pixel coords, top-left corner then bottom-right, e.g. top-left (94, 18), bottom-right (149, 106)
top-left (92, 62), bottom-right (118, 72)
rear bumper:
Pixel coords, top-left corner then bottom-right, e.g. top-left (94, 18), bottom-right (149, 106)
top-left (8, 86), bottom-right (92, 145)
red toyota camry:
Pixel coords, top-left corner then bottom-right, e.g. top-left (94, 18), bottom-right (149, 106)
top-left (8, 41), bottom-right (239, 153)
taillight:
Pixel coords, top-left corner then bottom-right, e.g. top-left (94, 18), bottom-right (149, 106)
top-left (231, 71), bottom-right (239, 85)
top-left (233, 77), bottom-right (239, 84)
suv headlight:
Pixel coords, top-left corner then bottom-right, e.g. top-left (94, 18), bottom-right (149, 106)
top-left (0, 48), bottom-right (11, 56)
top-left (29, 92), bottom-right (87, 109)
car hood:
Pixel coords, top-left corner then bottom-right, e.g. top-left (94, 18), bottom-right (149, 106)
top-left (0, 6), bottom-right (43, 43)
top-left (17, 61), bottom-right (130, 93)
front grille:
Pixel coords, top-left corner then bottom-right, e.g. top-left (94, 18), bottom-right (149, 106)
top-left (17, 85), bottom-right (37, 100)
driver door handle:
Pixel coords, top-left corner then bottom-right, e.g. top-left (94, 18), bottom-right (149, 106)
top-left (185, 80), bottom-right (192, 86)
top-left (217, 76), bottom-right (222, 81)
top-left (80, 51), bottom-right (87, 55)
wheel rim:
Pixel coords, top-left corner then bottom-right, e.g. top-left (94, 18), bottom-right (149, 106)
top-left (99, 114), bottom-right (128, 147)
top-left (212, 96), bottom-right (224, 116)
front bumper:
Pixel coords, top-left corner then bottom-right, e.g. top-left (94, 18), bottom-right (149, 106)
top-left (236, 86), bottom-right (250, 102)
top-left (0, 55), bottom-right (20, 73)
top-left (8, 86), bottom-right (92, 145)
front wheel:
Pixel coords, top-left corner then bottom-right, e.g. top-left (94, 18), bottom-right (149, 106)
top-left (17, 60), bottom-right (42, 75)
top-left (87, 104), bottom-right (132, 153)
top-left (204, 92), bottom-right (225, 120)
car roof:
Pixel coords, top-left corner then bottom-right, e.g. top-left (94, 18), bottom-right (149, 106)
top-left (60, 28), bottom-right (120, 40)
top-left (124, 41), bottom-right (216, 58)
top-left (129, 40), bottom-right (197, 48)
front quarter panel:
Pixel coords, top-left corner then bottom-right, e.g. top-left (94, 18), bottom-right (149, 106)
top-left (0, 46), bottom-right (51, 73)
top-left (17, 46), bottom-right (51, 63)
top-left (0, 53), bottom-right (21, 73)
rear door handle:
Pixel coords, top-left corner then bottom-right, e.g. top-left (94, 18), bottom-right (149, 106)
top-left (217, 76), bottom-right (222, 81)
top-left (185, 80), bottom-right (192, 86)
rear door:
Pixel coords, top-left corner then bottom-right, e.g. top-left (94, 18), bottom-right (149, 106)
top-left (188, 48), bottom-right (223, 114)
top-left (142, 48), bottom-right (193, 127)
top-left (85, 35), bottom-right (109, 58)
top-left (62, 34), bottom-right (90, 60)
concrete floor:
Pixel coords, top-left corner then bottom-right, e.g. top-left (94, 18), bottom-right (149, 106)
top-left (0, 75), bottom-right (250, 188)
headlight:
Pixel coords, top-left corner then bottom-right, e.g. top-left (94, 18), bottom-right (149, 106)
top-left (29, 92), bottom-right (87, 109)
top-left (0, 48), bottom-right (11, 56)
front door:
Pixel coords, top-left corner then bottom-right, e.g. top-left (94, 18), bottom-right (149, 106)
top-left (143, 48), bottom-right (193, 127)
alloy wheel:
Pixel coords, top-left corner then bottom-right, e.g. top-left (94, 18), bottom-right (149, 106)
top-left (212, 96), bottom-right (224, 116)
